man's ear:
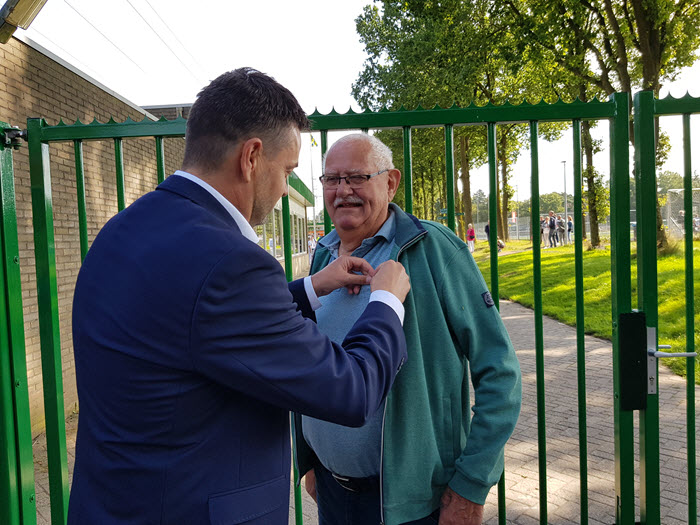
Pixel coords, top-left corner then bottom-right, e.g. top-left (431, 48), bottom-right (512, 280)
top-left (387, 168), bottom-right (402, 201)
top-left (239, 137), bottom-right (264, 183)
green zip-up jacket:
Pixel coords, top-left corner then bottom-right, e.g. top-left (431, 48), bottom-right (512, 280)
top-left (294, 204), bottom-right (522, 525)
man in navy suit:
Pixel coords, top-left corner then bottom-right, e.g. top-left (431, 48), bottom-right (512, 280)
top-left (68, 68), bottom-right (410, 525)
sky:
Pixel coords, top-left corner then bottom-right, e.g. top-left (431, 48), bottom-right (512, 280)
top-left (18, 0), bottom-right (700, 218)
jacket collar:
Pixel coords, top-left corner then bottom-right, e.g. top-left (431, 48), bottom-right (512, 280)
top-left (156, 173), bottom-right (241, 232)
top-left (388, 202), bottom-right (427, 250)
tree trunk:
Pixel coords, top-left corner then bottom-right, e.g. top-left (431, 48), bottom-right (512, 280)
top-left (582, 121), bottom-right (600, 246)
top-left (460, 136), bottom-right (473, 230)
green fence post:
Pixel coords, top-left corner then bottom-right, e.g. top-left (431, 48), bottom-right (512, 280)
top-left (633, 91), bottom-right (660, 525)
top-left (444, 124), bottom-right (455, 232)
top-left (73, 140), bottom-right (89, 262)
top-left (282, 196), bottom-right (293, 281)
top-left (402, 126), bottom-right (412, 214)
top-left (681, 112), bottom-right (696, 525)
top-left (610, 92), bottom-right (634, 525)
top-left (321, 131), bottom-right (330, 234)
top-left (529, 121), bottom-right (548, 525)
top-left (27, 118), bottom-right (70, 525)
top-left (1, 125), bottom-right (38, 525)
top-left (487, 122), bottom-right (498, 298)
top-left (572, 119), bottom-right (589, 525)
top-left (114, 138), bottom-right (125, 211)
top-left (281, 194), bottom-right (303, 525)
top-left (155, 136), bottom-right (166, 185)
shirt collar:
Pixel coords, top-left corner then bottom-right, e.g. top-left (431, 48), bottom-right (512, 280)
top-left (319, 209), bottom-right (396, 255)
top-left (173, 170), bottom-right (259, 244)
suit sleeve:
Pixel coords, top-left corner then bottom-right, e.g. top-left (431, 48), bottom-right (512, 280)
top-left (441, 245), bottom-right (522, 505)
top-left (190, 246), bottom-right (407, 427)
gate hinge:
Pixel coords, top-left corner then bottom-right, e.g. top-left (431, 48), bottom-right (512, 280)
top-left (1, 126), bottom-right (27, 150)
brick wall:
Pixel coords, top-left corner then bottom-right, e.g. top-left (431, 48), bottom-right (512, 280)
top-left (1, 36), bottom-right (185, 436)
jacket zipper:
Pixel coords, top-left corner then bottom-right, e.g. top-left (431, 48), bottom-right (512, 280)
top-left (380, 228), bottom-right (427, 525)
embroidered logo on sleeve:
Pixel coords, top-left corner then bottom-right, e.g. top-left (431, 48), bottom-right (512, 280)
top-left (481, 291), bottom-right (495, 308)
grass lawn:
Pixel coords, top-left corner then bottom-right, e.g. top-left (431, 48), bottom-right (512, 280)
top-left (472, 238), bottom-right (700, 383)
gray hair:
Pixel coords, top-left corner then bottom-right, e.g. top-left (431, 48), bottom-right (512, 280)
top-left (323, 133), bottom-right (395, 172)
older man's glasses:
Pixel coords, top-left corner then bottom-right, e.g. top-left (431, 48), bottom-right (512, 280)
top-left (319, 169), bottom-right (388, 188)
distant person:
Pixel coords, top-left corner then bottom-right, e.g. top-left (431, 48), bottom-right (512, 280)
top-left (308, 234), bottom-right (317, 264)
top-left (548, 211), bottom-right (557, 247)
top-left (557, 215), bottom-right (566, 245)
top-left (467, 223), bottom-right (476, 252)
top-left (497, 238), bottom-right (506, 252)
top-left (542, 216), bottom-right (549, 249)
top-left (484, 221), bottom-right (490, 240)
top-left (567, 215), bottom-right (573, 243)
top-left (68, 68), bottom-right (411, 525)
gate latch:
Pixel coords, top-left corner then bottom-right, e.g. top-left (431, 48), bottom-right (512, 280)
top-left (1, 126), bottom-right (27, 150)
top-left (618, 311), bottom-right (647, 410)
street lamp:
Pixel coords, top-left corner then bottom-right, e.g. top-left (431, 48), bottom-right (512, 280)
top-left (561, 160), bottom-right (568, 222)
top-left (0, 0), bottom-right (47, 43)
top-left (515, 184), bottom-right (520, 240)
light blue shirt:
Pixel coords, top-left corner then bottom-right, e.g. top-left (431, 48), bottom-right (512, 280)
top-left (302, 211), bottom-right (397, 477)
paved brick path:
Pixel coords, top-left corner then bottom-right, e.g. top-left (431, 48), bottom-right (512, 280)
top-left (33, 301), bottom-right (699, 524)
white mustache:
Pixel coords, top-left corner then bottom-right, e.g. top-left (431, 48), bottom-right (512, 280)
top-left (333, 197), bottom-right (364, 207)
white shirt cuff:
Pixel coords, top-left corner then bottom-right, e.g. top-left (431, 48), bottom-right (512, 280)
top-left (303, 276), bottom-right (322, 311)
top-left (369, 290), bottom-right (405, 325)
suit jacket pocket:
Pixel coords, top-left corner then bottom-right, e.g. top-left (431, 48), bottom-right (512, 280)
top-left (208, 475), bottom-right (287, 524)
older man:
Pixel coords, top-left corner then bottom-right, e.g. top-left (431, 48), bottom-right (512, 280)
top-left (294, 134), bottom-right (521, 525)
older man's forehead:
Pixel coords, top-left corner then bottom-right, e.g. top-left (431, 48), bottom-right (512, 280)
top-left (323, 166), bottom-right (372, 175)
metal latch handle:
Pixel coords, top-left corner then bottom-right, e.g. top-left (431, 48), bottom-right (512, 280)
top-left (648, 348), bottom-right (698, 358)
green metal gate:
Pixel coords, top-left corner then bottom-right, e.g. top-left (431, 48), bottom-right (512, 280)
top-left (0, 93), bottom-right (697, 525)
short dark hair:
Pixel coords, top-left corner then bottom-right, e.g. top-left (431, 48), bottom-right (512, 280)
top-left (182, 67), bottom-right (310, 171)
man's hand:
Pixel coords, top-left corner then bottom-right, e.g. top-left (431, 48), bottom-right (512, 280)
top-left (303, 469), bottom-right (317, 503)
top-left (439, 487), bottom-right (484, 525)
top-left (310, 255), bottom-right (375, 297)
top-left (371, 261), bottom-right (410, 302)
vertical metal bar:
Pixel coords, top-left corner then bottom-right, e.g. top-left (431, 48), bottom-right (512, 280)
top-left (488, 124), bottom-right (504, 525)
top-left (321, 130), bottom-right (331, 234)
top-left (282, 195), bottom-right (293, 281)
top-left (572, 119), bottom-right (589, 524)
top-left (488, 120), bottom-right (506, 524)
top-left (284, 198), bottom-right (303, 525)
top-left (155, 136), bottom-right (166, 185)
top-left (497, 469), bottom-right (506, 525)
top-left (444, 124), bottom-right (456, 232)
top-left (0, 134), bottom-right (20, 525)
top-left (487, 122), bottom-right (498, 300)
top-left (529, 120), bottom-right (548, 525)
top-left (114, 138), bottom-right (125, 211)
top-left (403, 126), bottom-right (413, 215)
top-left (73, 140), bottom-right (89, 262)
top-left (1, 131), bottom-right (38, 525)
top-left (633, 91), bottom-right (660, 525)
top-left (682, 113), bottom-right (696, 525)
top-left (27, 118), bottom-right (69, 525)
top-left (610, 92), bottom-right (634, 525)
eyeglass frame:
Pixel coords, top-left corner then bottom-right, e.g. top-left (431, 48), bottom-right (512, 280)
top-left (318, 169), bottom-right (389, 189)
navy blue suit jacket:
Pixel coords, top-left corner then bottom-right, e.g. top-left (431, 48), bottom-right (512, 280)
top-left (68, 175), bottom-right (406, 525)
